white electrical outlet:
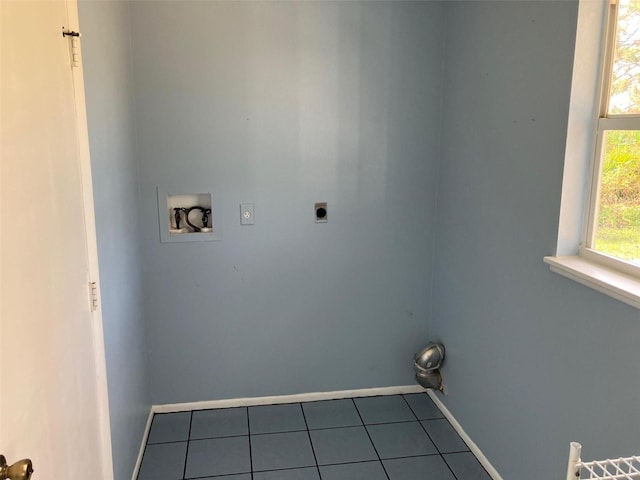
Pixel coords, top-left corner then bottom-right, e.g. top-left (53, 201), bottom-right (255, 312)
top-left (240, 203), bottom-right (255, 225)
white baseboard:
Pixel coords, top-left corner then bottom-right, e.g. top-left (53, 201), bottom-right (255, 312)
top-left (131, 408), bottom-right (154, 480)
top-left (427, 390), bottom-right (503, 480)
top-left (152, 384), bottom-right (426, 413)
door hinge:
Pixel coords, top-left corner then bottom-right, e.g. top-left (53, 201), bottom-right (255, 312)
top-left (62, 28), bottom-right (81, 68)
top-left (90, 282), bottom-right (99, 312)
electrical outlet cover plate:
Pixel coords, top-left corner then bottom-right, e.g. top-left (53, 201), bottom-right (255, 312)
top-left (240, 203), bottom-right (255, 225)
top-left (315, 202), bottom-right (328, 223)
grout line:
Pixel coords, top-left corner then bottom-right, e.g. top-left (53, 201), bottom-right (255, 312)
top-left (250, 465), bottom-right (322, 475)
top-left (315, 419), bottom-right (399, 429)
top-left (186, 471), bottom-right (251, 479)
top-left (351, 398), bottom-right (391, 480)
top-left (305, 422), bottom-right (362, 431)
top-left (146, 439), bottom-right (189, 446)
top-left (426, 391), bottom-right (502, 480)
top-left (251, 428), bottom-right (308, 436)
top-left (247, 407), bottom-right (253, 480)
top-left (299, 402), bottom-right (323, 479)
top-left (441, 452), bottom-right (464, 480)
top-left (180, 436), bottom-right (243, 443)
top-left (178, 418), bottom-right (452, 443)
top-left (403, 393), bottom-right (446, 421)
top-left (183, 411), bottom-right (193, 479)
top-left (324, 454), bottom-right (441, 466)
top-left (401, 395), bottom-right (460, 480)
top-left (437, 449), bottom-right (472, 455)
top-left (400, 393), bottom-right (425, 423)
top-left (402, 394), bottom-right (440, 453)
top-left (187, 428), bottom-right (309, 441)
top-left (251, 457), bottom-right (442, 474)
top-left (440, 451), bottom-right (494, 480)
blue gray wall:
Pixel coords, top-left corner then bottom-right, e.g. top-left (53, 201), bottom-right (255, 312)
top-left (129, 1), bottom-right (444, 404)
top-left (433, 2), bottom-right (640, 478)
top-left (79, 1), bottom-right (640, 478)
top-left (79, 2), bottom-right (151, 479)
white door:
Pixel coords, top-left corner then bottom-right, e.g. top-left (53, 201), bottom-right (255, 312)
top-left (0, 1), bottom-right (113, 479)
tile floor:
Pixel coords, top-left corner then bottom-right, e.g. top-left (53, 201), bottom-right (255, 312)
top-left (137, 393), bottom-right (491, 480)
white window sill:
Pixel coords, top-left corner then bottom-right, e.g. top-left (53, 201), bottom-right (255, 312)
top-left (544, 255), bottom-right (640, 310)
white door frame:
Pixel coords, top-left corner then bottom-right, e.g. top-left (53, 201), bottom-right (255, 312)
top-left (66, 1), bottom-right (114, 478)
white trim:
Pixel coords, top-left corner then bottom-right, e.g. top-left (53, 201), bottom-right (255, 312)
top-left (66, 1), bottom-right (114, 479)
top-left (584, 1), bottom-right (619, 248)
top-left (585, 123), bottom-right (606, 246)
top-left (555, 0), bottom-right (609, 256)
top-left (153, 385), bottom-right (426, 414)
top-left (598, 0), bottom-right (617, 117)
top-left (132, 409), bottom-right (155, 480)
top-left (584, 1), bottom-right (618, 253)
top-left (580, 246), bottom-right (640, 277)
top-left (427, 391), bottom-right (504, 480)
top-left (544, 255), bottom-right (640, 309)
top-left (597, 116), bottom-right (640, 129)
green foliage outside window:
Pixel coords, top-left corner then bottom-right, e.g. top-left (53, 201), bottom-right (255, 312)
top-left (595, 131), bottom-right (640, 262)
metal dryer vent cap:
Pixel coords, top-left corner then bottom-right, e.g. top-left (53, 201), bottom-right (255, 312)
top-left (414, 343), bottom-right (445, 372)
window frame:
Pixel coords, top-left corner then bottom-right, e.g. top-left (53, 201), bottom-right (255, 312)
top-left (581, 0), bottom-right (640, 279)
top-left (545, 0), bottom-right (640, 310)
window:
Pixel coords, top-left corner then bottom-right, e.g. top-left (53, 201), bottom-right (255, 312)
top-left (584, 0), bottom-right (640, 271)
top-left (545, 0), bottom-right (640, 309)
